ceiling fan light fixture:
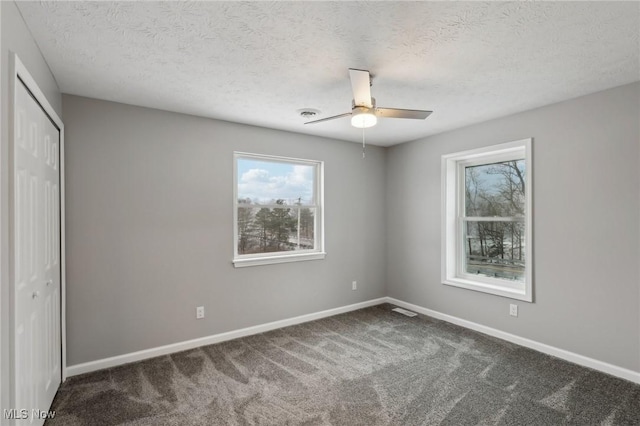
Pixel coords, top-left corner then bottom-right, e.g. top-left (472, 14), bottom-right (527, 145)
top-left (351, 107), bottom-right (377, 128)
top-left (303, 69), bottom-right (432, 128)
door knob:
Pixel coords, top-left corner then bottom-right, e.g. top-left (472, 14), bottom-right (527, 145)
top-left (32, 291), bottom-right (40, 299)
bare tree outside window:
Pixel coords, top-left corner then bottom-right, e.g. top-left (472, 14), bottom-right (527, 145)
top-left (464, 160), bottom-right (525, 281)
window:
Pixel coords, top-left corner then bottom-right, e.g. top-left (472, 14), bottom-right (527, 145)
top-left (442, 139), bottom-right (532, 301)
top-left (233, 152), bottom-right (325, 267)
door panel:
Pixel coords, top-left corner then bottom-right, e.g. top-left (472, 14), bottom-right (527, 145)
top-left (14, 79), bottom-right (61, 425)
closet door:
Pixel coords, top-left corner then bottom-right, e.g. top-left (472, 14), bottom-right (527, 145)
top-left (14, 78), bottom-right (61, 425)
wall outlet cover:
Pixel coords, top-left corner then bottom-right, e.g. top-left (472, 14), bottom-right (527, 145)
top-left (509, 304), bottom-right (518, 317)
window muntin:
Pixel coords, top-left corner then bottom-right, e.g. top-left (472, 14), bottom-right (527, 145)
top-left (233, 153), bottom-right (324, 267)
top-left (442, 139), bottom-right (532, 301)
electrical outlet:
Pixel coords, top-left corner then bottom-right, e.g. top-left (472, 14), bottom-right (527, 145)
top-left (196, 306), bottom-right (205, 319)
top-left (352, 281), bottom-right (357, 291)
top-left (509, 304), bottom-right (518, 317)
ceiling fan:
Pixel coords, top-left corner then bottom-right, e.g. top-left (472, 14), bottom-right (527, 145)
top-left (304, 68), bottom-right (433, 128)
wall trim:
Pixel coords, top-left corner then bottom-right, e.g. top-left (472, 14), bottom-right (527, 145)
top-left (67, 295), bottom-right (640, 385)
top-left (386, 297), bottom-right (640, 385)
top-left (67, 297), bottom-right (387, 377)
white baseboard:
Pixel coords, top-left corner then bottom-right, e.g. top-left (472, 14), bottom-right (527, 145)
top-left (66, 297), bottom-right (387, 377)
top-left (68, 296), bottom-right (640, 385)
top-left (386, 297), bottom-right (640, 385)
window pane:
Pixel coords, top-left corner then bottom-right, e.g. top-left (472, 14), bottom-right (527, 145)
top-left (464, 221), bottom-right (525, 281)
top-left (237, 158), bottom-right (315, 205)
top-left (237, 205), bottom-right (315, 254)
top-left (465, 160), bottom-right (525, 217)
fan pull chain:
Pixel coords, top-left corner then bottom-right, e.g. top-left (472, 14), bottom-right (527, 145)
top-left (362, 127), bottom-right (366, 159)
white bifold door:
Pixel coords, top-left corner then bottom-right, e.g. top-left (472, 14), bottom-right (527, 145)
top-left (14, 78), bottom-right (61, 425)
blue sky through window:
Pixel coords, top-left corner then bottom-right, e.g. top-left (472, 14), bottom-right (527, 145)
top-left (237, 158), bottom-right (314, 205)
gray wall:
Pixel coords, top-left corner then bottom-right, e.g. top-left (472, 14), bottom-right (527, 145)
top-left (0, 0), bottom-right (61, 413)
top-left (62, 95), bottom-right (387, 366)
top-left (386, 82), bottom-right (640, 372)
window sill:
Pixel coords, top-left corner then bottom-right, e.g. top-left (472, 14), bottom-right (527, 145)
top-left (233, 252), bottom-right (326, 268)
top-left (443, 277), bottom-right (532, 302)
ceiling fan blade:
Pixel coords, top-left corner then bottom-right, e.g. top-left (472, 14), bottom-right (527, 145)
top-left (304, 112), bottom-right (352, 125)
top-left (349, 68), bottom-right (373, 108)
top-left (375, 107), bottom-right (433, 120)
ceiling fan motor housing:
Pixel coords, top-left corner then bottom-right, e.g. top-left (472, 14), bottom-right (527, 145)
top-left (352, 97), bottom-right (376, 109)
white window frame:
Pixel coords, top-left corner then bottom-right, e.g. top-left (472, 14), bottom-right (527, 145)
top-left (233, 152), bottom-right (325, 268)
top-left (441, 139), bottom-right (533, 302)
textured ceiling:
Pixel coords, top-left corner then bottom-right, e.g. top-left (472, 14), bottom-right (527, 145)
top-left (17, 1), bottom-right (640, 147)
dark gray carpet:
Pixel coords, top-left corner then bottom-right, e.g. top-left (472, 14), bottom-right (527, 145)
top-left (47, 304), bottom-right (640, 425)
